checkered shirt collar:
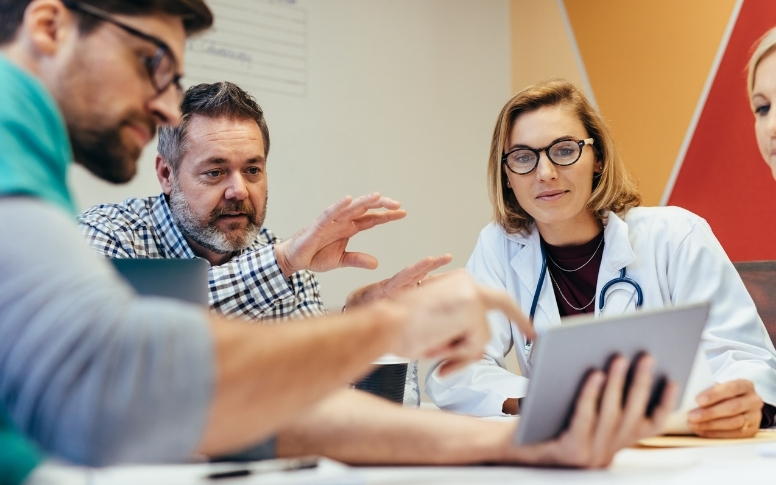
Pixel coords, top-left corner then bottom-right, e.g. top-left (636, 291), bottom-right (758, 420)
top-left (149, 194), bottom-right (197, 259)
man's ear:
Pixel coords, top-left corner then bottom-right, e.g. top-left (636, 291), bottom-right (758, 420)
top-left (156, 155), bottom-right (174, 195)
top-left (24, 0), bottom-right (74, 58)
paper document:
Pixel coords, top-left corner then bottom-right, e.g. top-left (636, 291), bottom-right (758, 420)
top-left (662, 349), bottom-right (715, 435)
top-left (640, 430), bottom-right (776, 447)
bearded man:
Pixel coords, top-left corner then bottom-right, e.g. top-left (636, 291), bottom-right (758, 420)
top-left (78, 81), bottom-right (451, 321)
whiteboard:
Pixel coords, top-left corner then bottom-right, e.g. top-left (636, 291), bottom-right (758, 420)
top-left (69, 0), bottom-right (511, 312)
top-left (186, 0), bottom-right (308, 98)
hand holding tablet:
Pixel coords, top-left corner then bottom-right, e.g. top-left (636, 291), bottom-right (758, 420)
top-left (514, 303), bottom-right (709, 446)
top-left (508, 354), bottom-right (679, 468)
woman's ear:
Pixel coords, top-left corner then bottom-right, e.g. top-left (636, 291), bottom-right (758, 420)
top-left (592, 162), bottom-right (603, 190)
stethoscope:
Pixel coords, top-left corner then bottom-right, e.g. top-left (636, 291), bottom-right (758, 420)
top-left (524, 243), bottom-right (644, 358)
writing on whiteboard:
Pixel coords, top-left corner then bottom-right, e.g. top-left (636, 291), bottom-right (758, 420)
top-left (199, 41), bottom-right (252, 66)
top-left (184, 0), bottom-right (307, 98)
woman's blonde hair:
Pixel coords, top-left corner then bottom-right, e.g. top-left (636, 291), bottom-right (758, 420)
top-left (747, 26), bottom-right (776, 102)
top-left (487, 79), bottom-right (641, 234)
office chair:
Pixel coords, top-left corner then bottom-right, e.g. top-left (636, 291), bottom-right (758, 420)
top-left (734, 261), bottom-right (776, 347)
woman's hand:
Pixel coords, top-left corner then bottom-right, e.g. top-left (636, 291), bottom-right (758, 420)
top-left (687, 380), bottom-right (763, 438)
top-left (505, 355), bottom-right (678, 468)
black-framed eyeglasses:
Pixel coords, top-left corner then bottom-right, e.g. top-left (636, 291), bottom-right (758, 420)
top-left (62, 1), bottom-right (183, 100)
top-left (502, 138), bottom-right (595, 175)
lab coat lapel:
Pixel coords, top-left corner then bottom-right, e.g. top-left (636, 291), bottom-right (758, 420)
top-left (596, 212), bottom-right (638, 317)
top-left (506, 228), bottom-right (559, 378)
top-left (508, 228), bottom-right (561, 329)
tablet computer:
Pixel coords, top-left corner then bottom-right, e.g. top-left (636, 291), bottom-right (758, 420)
top-left (513, 302), bottom-right (710, 445)
top-left (111, 258), bottom-right (209, 306)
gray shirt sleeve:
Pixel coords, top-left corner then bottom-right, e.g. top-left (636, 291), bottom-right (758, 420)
top-left (0, 197), bottom-right (214, 466)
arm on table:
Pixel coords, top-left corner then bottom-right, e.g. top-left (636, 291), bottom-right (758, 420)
top-left (276, 356), bottom-right (678, 468)
top-left (196, 270), bottom-right (533, 456)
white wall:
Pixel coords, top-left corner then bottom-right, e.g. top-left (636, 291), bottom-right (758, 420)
top-left (68, 0), bottom-right (512, 400)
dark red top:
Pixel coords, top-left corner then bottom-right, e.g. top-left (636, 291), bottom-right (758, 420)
top-left (542, 230), bottom-right (605, 317)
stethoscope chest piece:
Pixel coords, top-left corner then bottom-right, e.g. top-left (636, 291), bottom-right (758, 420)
top-left (598, 268), bottom-right (644, 310)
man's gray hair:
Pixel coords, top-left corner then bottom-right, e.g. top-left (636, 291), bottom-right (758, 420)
top-left (158, 82), bottom-right (270, 172)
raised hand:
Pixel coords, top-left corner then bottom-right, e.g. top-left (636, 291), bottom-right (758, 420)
top-left (344, 254), bottom-right (453, 308)
top-left (508, 355), bottom-right (678, 468)
top-left (687, 379), bottom-right (763, 438)
top-left (389, 270), bottom-right (533, 376)
top-left (273, 193), bottom-right (406, 277)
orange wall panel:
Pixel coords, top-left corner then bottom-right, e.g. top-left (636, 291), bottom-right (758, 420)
top-left (563, 0), bottom-right (736, 205)
top-left (510, 0), bottom-right (585, 95)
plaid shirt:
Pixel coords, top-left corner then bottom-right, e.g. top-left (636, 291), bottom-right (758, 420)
top-left (78, 194), bottom-right (326, 321)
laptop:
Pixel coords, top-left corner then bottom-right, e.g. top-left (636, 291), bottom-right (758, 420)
top-left (111, 258), bottom-right (209, 307)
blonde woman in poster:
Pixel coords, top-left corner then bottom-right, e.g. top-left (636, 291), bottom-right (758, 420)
top-left (749, 28), bottom-right (776, 181)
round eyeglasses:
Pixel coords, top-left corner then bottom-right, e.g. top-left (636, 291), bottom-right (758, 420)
top-left (502, 138), bottom-right (595, 175)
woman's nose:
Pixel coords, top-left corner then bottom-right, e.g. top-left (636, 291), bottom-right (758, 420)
top-left (535, 152), bottom-right (558, 181)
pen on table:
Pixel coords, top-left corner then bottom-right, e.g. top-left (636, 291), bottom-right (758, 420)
top-left (206, 456), bottom-right (319, 480)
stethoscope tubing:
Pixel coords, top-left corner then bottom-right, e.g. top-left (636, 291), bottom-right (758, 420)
top-left (524, 243), bottom-right (644, 357)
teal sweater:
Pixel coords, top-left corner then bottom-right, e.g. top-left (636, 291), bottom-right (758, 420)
top-left (0, 54), bottom-right (75, 214)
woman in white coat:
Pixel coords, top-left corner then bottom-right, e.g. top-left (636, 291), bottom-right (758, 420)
top-left (426, 79), bottom-right (776, 438)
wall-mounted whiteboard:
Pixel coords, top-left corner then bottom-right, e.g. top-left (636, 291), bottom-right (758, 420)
top-left (69, 0), bottom-right (510, 312)
top-left (186, 0), bottom-right (309, 98)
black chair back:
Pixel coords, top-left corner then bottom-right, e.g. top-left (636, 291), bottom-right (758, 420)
top-left (733, 261), bottom-right (776, 347)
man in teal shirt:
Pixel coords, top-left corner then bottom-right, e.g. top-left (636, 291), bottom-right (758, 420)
top-left (0, 0), bottom-right (674, 475)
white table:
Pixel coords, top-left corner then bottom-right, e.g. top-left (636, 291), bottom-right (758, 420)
top-left (29, 442), bottom-right (776, 485)
top-left (358, 443), bottom-right (776, 484)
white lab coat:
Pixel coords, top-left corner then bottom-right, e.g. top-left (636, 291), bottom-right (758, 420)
top-left (426, 206), bottom-right (776, 416)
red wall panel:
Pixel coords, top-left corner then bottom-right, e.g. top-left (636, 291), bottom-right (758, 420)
top-left (667, 0), bottom-right (776, 261)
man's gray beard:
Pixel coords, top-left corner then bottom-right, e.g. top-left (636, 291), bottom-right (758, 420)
top-left (168, 179), bottom-right (264, 254)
